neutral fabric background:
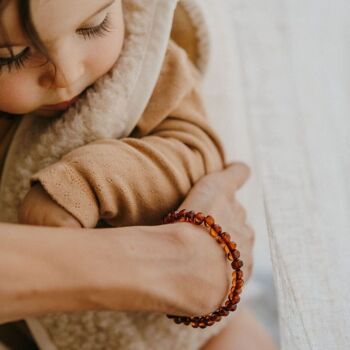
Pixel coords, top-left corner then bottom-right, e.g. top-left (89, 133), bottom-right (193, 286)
top-left (202, 0), bottom-right (350, 349)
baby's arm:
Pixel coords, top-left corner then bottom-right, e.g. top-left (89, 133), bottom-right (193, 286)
top-left (27, 42), bottom-right (226, 228)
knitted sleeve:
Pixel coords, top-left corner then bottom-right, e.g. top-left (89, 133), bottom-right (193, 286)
top-left (29, 42), bottom-right (226, 228)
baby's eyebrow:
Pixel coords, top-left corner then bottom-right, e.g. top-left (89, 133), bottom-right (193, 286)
top-left (0, 0), bottom-right (116, 49)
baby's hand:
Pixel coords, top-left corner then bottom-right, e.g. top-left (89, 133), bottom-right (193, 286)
top-left (18, 183), bottom-right (82, 228)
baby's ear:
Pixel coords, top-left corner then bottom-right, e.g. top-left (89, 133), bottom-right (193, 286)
top-left (170, 3), bottom-right (199, 67)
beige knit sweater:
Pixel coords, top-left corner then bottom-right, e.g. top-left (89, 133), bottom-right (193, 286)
top-left (29, 41), bottom-right (226, 229)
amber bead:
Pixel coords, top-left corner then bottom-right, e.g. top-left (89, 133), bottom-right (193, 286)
top-left (228, 241), bottom-right (237, 250)
top-left (194, 212), bottom-right (205, 224)
top-left (211, 224), bottom-right (222, 234)
top-left (230, 294), bottom-right (240, 304)
top-left (199, 322), bottom-right (207, 328)
top-left (227, 252), bottom-right (234, 261)
top-left (221, 232), bottom-right (231, 243)
top-left (224, 244), bottom-right (231, 255)
top-left (219, 308), bottom-right (229, 317)
top-left (232, 271), bottom-right (237, 280)
top-left (236, 270), bottom-right (243, 280)
top-left (235, 287), bottom-right (243, 295)
top-left (207, 320), bottom-right (215, 326)
top-left (185, 211), bottom-right (195, 222)
top-left (231, 277), bottom-right (237, 286)
top-left (232, 250), bottom-right (240, 259)
top-left (210, 228), bottom-right (219, 238)
top-left (183, 318), bottom-right (191, 325)
top-left (227, 303), bottom-right (237, 312)
top-left (216, 235), bottom-right (225, 246)
top-left (212, 315), bottom-right (222, 322)
top-left (204, 215), bottom-right (215, 227)
top-left (231, 260), bottom-right (244, 269)
top-left (236, 279), bottom-right (244, 288)
top-left (191, 322), bottom-right (199, 328)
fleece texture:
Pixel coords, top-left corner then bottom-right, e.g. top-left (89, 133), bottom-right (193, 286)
top-left (0, 0), bottom-right (232, 349)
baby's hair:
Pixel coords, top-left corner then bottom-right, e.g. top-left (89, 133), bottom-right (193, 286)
top-left (0, 0), bottom-right (55, 117)
top-left (0, 0), bottom-right (56, 79)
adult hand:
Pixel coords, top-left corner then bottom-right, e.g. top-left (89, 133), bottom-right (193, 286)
top-left (172, 162), bottom-right (255, 314)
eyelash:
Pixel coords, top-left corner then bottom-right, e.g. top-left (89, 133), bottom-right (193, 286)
top-left (0, 12), bottom-right (112, 73)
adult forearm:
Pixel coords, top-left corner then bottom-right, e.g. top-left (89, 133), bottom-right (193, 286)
top-left (0, 223), bottom-right (110, 324)
top-left (0, 222), bottom-right (219, 324)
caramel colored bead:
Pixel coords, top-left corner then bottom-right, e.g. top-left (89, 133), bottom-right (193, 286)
top-left (230, 294), bottom-right (240, 304)
top-left (194, 212), bottom-right (205, 224)
top-left (228, 241), bottom-right (237, 250)
top-left (211, 224), bottom-right (222, 234)
top-left (236, 270), bottom-right (243, 280)
top-left (178, 209), bottom-right (186, 217)
top-left (183, 317), bottom-right (191, 325)
top-left (221, 232), bottom-right (231, 243)
top-left (235, 287), bottom-right (243, 295)
top-left (214, 315), bottom-right (222, 322)
top-left (204, 215), bottom-right (215, 227)
top-left (199, 322), bottom-right (207, 328)
top-left (231, 260), bottom-right (244, 269)
top-left (216, 235), bottom-right (224, 245)
top-left (186, 211), bottom-right (195, 221)
top-left (236, 279), bottom-right (244, 288)
top-left (224, 244), bottom-right (231, 255)
top-left (232, 271), bottom-right (237, 280)
top-left (232, 250), bottom-right (241, 259)
top-left (207, 320), bottom-right (215, 326)
top-left (225, 300), bottom-right (231, 308)
top-left (227, 303), bottom-right (237, 312)
top-left (227, 252), bottom-right (234, 261)
top-left (210, 228), bottom-right (219, 238)
top-left (191, 322), bottom-right (199, 328)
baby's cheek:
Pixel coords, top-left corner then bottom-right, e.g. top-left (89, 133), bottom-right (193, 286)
top-left (0, 73), bottom-right (39, 114)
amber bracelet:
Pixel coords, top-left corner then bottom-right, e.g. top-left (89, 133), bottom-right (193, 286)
top-left (162, 209), bottom-right (244, 329)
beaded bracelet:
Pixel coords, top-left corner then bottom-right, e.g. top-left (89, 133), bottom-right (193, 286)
top-left (162, 209), bottom-right (244, 329)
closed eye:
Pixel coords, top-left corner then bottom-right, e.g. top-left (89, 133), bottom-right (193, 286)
top-left (76, 12), bottom-right (112, 40)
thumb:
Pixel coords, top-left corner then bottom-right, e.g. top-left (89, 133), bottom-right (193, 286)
top-left (222, 162), bottom-right (251, 191)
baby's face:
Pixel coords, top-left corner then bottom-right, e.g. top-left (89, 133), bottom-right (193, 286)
top-left (0, 0), bottom-right (124, 117)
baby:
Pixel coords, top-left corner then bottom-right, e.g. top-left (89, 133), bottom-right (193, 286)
top-left (0, 0), bottom-right (277, 349)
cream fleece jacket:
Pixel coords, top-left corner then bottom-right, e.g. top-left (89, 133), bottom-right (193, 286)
top-left (29, 41), bottom-right (226, 228)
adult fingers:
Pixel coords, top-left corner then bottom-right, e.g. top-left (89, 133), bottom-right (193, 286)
top-left (222, 162), bottom-right (251, 191)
